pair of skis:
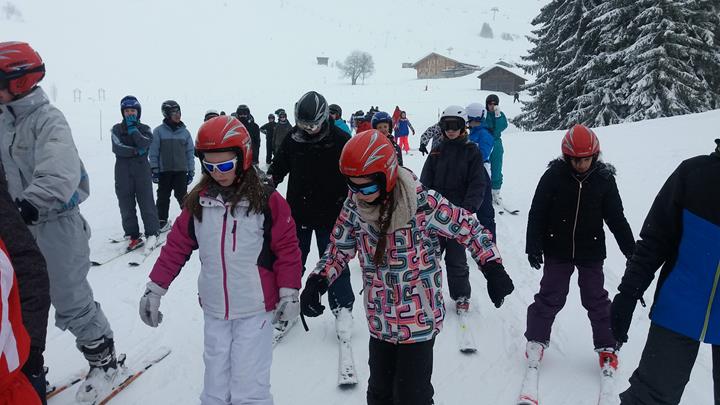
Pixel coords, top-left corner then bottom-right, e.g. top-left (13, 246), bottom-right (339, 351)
top-left (47, 347), bottom-right (171, 404)
top-left (91, 226), bottom-right (170, 267)
top-left (516, 356), bottom-right (617, 405)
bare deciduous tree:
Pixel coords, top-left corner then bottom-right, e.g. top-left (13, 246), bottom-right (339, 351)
top-left (337, 50), bottom-right (375, 85)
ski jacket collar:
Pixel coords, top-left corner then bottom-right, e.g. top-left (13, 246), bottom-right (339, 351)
top-left (2, 86), bottom-right (48, 122)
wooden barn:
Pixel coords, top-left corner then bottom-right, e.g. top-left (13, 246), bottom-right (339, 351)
top-left (411, 52), bottom-right (479, 79)
top-left (477, 64), bottom-right (527, 94)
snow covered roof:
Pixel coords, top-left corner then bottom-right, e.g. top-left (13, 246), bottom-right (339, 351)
top-left (477, 63), bottom-right (527, 80)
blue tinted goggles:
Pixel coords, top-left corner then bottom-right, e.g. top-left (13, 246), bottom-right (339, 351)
top-left (348, 181), bottom-right (380, 195)
top-left (202, 158), bottom-right (237, 173)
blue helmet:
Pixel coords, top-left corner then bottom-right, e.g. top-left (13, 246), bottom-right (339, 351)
top-left (371, 111), bottom-right (392, 129)
top-left (120, 95), bottom-right (141, 119)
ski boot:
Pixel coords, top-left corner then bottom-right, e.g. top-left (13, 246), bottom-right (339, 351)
top-left (76, 336), bottom-right (124, 403)
top-left (455, 297), bottom-right (470, 315)
top-left (525, 341), bottom-right (546, 368)
top-left (126, 237), bottom-right (144, 253)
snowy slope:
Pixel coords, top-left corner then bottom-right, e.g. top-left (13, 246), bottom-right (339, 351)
top-left (3, 1), bottom-right (718, 404)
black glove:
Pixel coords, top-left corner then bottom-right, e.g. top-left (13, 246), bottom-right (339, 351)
top-left (419, 143), bottom-right (429, 156)
top-left (527, 253), bottom-right (543, 270)
top-left (186, 171), bottom-right (194, 186)
top-left (22, 347), bottom-right (44, 378)
top-left (482, 261), bottom-right (514, 308)
top-left (16, 199), bottom-right (39, 225)
top-left (300, 275), bottom-right (328, 317)
top-left (611, 292), bottom-right (638, 344)
top-left (152, 169), bottom-right (160, 184)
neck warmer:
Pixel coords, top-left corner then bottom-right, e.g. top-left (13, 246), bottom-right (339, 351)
top-left (353, 168), bottom-right (417, 233)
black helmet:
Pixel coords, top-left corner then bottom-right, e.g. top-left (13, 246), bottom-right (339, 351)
top-left (236, 104), bottom-right (250, 117)
top-left (329, 103), bottom-right (342, 117)
top-left (161, 100), bottom-right (181, 118)
top-left (486, 94), bottom-right (500, 107)
top-left (295, 91), bottom-right (328, 132)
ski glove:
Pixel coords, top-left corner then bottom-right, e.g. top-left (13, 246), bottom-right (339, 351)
top-left (125, 114), bottom-right (138, 133)
top-left (139, 281), bottom-right (167, 327)
top-left (22, 347), bottom-right (44, 378)
top-left (274, 287), bottom-right (300, 323)
top-left (186, 171), bottom-right (194, 186)
top-left (611, 292), bottom-right (638, 344)
top-left (15, 199), bottom-right (38, 225)
top-left (527, 253), bottom-right (543, 270)
top-left (419, 143), bottom-right (429, 156)
top-left (151, 169), bottom-right (160, 184)
top-left (482, 260), bottom-right (514, 308)
top-left (300, 274), bottom-right (328, 317)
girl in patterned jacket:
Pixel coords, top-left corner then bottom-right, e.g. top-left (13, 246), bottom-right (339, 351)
top-left (300, 130), bottom-right (515, 405)
top-left (138, 116), bottom-right (302, 405)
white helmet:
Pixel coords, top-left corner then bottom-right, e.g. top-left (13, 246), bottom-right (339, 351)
top-left (465, 102), bottom-right (486, 121)
top-left (440, 105), bottom-right (468, 124)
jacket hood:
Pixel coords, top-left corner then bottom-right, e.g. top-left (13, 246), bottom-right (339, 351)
top-left (548, 158), bottom-right (616, 177)
top-left (2, 86), bottom-right (48, 121)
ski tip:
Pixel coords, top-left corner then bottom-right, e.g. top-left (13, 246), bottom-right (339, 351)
top-left (91, 261), bottom-right (102, 266)
top-left (460, 348), bottom-right (478, 354)
top-left (128, 262), bottom-right (140, 267)
top-left (338, 381), bottom-right (358, 390)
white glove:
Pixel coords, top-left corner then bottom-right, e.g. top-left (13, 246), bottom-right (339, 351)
top-left (274, 287), bottom-right (300, 323)
top-left (139, 281), bottom-right (167, 327)
top-left (495, 107), bottom-right (501, 118)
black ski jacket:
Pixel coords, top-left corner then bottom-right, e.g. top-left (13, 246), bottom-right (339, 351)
top-left (268, 122), bottom-right (350, 227)
top-left (526, 159), bottom-right (635, 262)
top-left (239, 116), bottom-right (261, 165)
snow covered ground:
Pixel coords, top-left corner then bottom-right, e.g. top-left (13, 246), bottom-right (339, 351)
top-left (3, 0), bottom-right (718, 404)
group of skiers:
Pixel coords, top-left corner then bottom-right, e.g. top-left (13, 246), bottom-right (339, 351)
top-left (0, 40), bottom-right (717, 405)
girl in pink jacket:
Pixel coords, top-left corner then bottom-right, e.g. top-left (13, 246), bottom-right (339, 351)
top-left (139, 116), bottom-right (302, 405)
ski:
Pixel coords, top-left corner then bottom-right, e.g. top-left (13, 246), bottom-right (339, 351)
top-left (93, 347), bottom-right (171, 405)
top-left (456, 311), bottom-right (477, 353)
top-left (272, 317), bottom-right (299, 347)
top-left (598, 356), bottom-right (618, 405)
top-left (91, 250), bottom-right (134, 267)
top-left (497, 203), bottom-right (520, 215)
top-left (337, 338), bottom-right (358, 387)
top-left (517, 365), bottom-right (540, 405)
top-left (128, 239), bottom-right (167, 267)
top-left (46, 368), bottom-right (87, 399)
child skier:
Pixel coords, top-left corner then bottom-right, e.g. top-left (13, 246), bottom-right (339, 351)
top-left (140, 116), bottom-right (302, 405)
top-left (524, 125), bottom-right (636, 383)
top-left (111, 96), bottom-right (160, 252)
top-left (393, 110), bottom-right (415, 154)
top-left (300, 130), bottom-right (514, 405)
top-left (420, 105), bottom-right (488, 314)
top-left (466, 102), bottom-right (496, 240)
top-left (371, 111), bottom-right (404, 166)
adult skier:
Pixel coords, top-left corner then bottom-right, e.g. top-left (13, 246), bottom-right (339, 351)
top-left (260, 113), bottom-right (276, 165)
top-left (300, 130), bottom-right (513, 405)
top-left (150, 100), bottom-right (195, 231)
top-left (612, 138), bottom-right (720, 404)
top-left (524, 124), bottom-right (635, 389)
top-left (272, 108), bottom-right (292, 157)
top-left (111, 96), bottom-right (160, 252)
top-left (0, 41), bottom-right (119, 402)
top-left (329, 103), bottom-right (351, 135)
top-left (235, 104), bottom-right (261, 165)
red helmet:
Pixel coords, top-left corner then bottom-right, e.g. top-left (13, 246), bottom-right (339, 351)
top-left (562, 124), bottom-right (600, 157)
top-left (339, 130), bottom-right (399, 192)
top-left (195, 116), bottom-right (253, 171)
top-left (0, 42), bottom-right (46, 96)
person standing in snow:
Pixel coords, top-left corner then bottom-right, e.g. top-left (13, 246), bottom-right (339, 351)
top-left (420, 106), bottom-right (490, 315)
top-left (0, 41), bottom-right (119, 402)
top-left (611, 138), bottom-right (720, 405)
top-left (140, 116), bottom-right (302, 405)
top-left (329, 103), bottom-right (351, 135)
top-left (393, 110), bottom-right (415, 154)
top-left (235, 104), bottom-right (261, 166)
top-left (150, 100), bottom-right (195, 232)
top-left (300, 130), bottom-right (514, 405)
top-left (371, 111), bottom-right (403, 166)
top-left (484, 94), bottom-right (508, 205)
top-left (267, 91), bottom-right (355, 337)
top-left (0, 163), bottom-right (49, 403)
top-left (111, 96), bottom-right (161, 252)
top-left (524, 125), bottom-right (635, 377)
top-left (272, 108), bottom-right (293, 157)
top-left (466, 102), bottom-right (496, 240)
top-left (260, 113), bottom-right (276, 165)
top-left (203, 109), bottom-right (220, 122)
top-left (418, 122), bottom-right (442, 156)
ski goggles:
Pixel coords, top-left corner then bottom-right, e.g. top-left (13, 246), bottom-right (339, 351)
top-left (297, 121), bottom-right (322, 133)
top-left (440, 118), bottom-right (465, 131)
top-left (202, 158), bottom-right (237, 173)
top-left (347, 180), bottom-right (380, 196)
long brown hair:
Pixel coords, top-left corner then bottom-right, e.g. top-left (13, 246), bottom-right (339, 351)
top-left (372, 193), bottom-right (395, 266)
top-left (184, 166), bottom-right (267, 221)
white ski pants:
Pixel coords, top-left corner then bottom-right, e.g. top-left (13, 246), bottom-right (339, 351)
top-left (200, 311), bottom-right (274, 405)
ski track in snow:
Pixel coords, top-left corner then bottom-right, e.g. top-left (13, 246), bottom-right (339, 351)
top-left (6, 1), bottom-right (716, 404)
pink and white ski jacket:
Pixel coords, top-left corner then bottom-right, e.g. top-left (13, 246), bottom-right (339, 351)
top-left (149, 190), bottom-right (302, 320)
top-left (312, 176), bottom-right (502, 344)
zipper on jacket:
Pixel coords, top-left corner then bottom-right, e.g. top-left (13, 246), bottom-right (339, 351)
top-left (231, 220), bottom-right (237, 252)
top-left (571, 181), bottom-right (583, 260)
top-left (220, 208), bottom-right (230, 320)
top-left (699, 260), bottom-right (720, 342)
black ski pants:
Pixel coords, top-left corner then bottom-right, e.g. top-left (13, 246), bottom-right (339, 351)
top-left (115, 158), bottom-right (159, 238)
top-left (156, 171), bottom-right (187, 222)
top-left (367, 337), bottom-right (435, 405)
top-left (620, 322), bottom-right (720, 405)
top-left (438, 237), bottom-right (471, 301)
top-left (265, 132), bottom-right (274, 164)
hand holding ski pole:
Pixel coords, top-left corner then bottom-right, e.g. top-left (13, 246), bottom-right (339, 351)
top-left (139, 281), bottom-right (167, 327)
